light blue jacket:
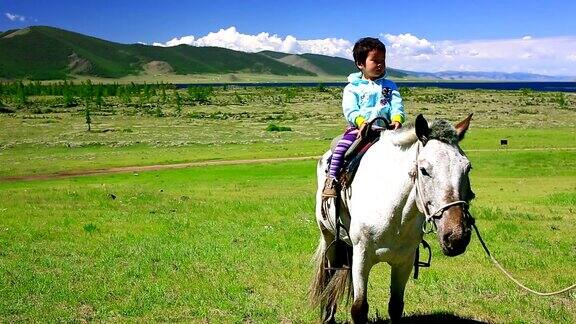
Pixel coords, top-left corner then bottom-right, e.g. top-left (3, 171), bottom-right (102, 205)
top-left (342, 72), bottom-right (406, 128)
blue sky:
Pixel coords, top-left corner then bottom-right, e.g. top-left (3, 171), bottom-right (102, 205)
top-left (2, 0), bottom-right (576, 76)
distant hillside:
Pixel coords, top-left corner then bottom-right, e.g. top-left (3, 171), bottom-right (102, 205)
top-left (0, 26), bottom-right (317, 80)
top-left (1, 26), bottom-right (140, 79)
top-left (0, 26), bottom-right (572, 81)
top-left (0, 26), bottom-right (425, 81)
top-left (406, 70), bottom-right (575, 81)
top-left (259, 51), bottom-right (409, 78)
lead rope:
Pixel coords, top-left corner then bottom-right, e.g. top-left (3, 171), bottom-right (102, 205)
top-left (472, 221), bottom-right (576, 296)
top-left (414, 143), bottom-right (576, 295)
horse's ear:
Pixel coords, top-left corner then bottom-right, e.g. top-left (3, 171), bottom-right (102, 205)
top-left (455, 113), bottom-right (473, 142)
top-left (415, 114), bottom-right (430, 145)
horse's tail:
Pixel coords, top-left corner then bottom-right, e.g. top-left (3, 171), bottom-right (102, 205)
top-left (309, 237), bottom-right (352, 315)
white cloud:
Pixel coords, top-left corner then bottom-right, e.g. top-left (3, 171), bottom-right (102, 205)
top-left (151, 27), bottom-right (576, 76)
top-left (383, 33), bottom-right (436, 56)
top-left (383, 34), bottom-right (576, 76)
top-left (153, 35), bottom-right (195, 47)
top-left (5, 13), bottom-right (26, 22)
top-left (153, 26), bottom-right (353, 58)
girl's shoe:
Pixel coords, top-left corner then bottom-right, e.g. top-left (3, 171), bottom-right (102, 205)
top-left (322, 177), bottom-right (338, 198)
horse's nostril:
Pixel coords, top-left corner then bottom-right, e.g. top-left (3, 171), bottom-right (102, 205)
top-left (443, 231), bottom-right (453, 243)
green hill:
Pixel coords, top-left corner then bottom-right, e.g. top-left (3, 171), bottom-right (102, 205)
top-left (260, 50), bottom-right (410, 78)
top-left (0, 26), bottom-right (410, 81)
top-left (258, 51), bottom-right (292, 60)
top-left (0, 26), bottom-right (142, 79)
top-left (0, 26), bottom-right (316, 80)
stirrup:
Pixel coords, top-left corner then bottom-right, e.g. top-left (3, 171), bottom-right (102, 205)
top-left (322, 178), bottom-right (339, 198)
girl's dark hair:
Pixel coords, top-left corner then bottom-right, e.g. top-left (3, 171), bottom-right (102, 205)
top-left (353, 37), bottom-right (386, 67)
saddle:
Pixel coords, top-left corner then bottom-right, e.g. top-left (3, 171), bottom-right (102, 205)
top-left (328, 118), bottom-right (388, 188)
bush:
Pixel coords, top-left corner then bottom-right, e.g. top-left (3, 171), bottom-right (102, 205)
top-left (314, 83), bottom-right (328, 92)
top-left (399, 86), bottom-right (413, 98)
top-left (266, 123), bottom-right (292, 132)
top-left (554, 93), bottom-right (569, 109)
top-left (0, 106), bottom-right (14, 114)
top-left (187, 86), bottom-right (213, 104)
top-left (154, 106), bottom-right (164, 117)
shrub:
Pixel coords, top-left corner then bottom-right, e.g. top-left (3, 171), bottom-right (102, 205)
top-left (266, 123), bottom-right (292, 132)
top-left (62, 90), bottom-right (77, 107)
top-left (187, 86), bottom-right (213, 104)
top-left (235, 94), bottom-right (246, 105)
top-left (554, 93), bottom-right (569, 109)
top-left (399, 86), bottom-right (413, 98)
top-left (0, 106), bottom-right (14, 114)
top-left (85, 106), bottom-right (92, 131)
top-left (154, 106), bottom-right (164, 117)
top-left (314, 83), bottom-right (328, 92)
top-left (282, 87), bottom-right (298, 103)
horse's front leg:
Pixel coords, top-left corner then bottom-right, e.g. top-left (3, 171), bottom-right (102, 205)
top-left (351, 244), bottom-right (372, 323)
top-left (388, 256), bottom-right (414, 322)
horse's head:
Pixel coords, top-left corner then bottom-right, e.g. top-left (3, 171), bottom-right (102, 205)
top-left (415, 114), bottom-right (475, 256)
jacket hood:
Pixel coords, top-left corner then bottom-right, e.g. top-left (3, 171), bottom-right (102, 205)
top-left (347, 72), bottom-right (387, 85)
top-left (347, 72), bottom-right (363, 83)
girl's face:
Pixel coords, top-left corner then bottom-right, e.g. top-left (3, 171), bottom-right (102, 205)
top-left (358, 49), bottom-right (386, 80)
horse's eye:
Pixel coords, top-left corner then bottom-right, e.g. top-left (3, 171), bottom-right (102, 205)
top-left (419, 167), bottom-right (430, 177)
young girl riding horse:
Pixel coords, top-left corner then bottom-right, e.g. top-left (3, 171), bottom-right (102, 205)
top-left (323, 37), bottom-right (406, 198)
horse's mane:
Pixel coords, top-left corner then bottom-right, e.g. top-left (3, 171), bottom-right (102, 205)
top-left (387, 118), bottom-right (459, 147)
top-left (387, 124), bottom-right (418, 147)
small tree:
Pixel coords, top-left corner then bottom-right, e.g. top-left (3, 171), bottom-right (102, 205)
top-left (174, 91), bottom-right (182, 115)
top-left (121, 88), bottom-right (131, 105)
top-left (81, 80), bottom-right (94, 106)
top-left (154, 106), bottom-right (163, 117)
top-left (314, 83), bottom-right (327, 92)
top-left (85, 105), bottom-right (92, 131)
top-left (15, 82), bottom-right (27, 107)
top-left (95, 91), bottom-right (103, 109)
top-left (62, 87), bottom-right (76, 107)
top-left (283, 87), bottom-right (297, 103)
top-left (160, 88), bottom-right (167, 104)
top-left (555, 93), bottom-right (568, 109)
top-left (143, 83), bottom-right (151, 102)
top-left (187, 86), bottom-right (213, 105)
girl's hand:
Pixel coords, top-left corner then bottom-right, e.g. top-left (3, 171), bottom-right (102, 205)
top-left (357, 122), bottom-right (368, 139)
top-left (391, 121), bottom-right (402, 130)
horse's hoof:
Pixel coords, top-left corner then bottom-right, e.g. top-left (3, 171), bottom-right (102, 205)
top-left (388, 300), bottom-right (404, 323)
top-left (351, 299), bottom-right (369, 323)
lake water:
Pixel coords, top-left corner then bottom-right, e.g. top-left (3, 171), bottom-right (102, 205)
top-left (179, 81), bottom-right (576, 92)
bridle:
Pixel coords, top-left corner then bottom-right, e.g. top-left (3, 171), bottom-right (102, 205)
top-left (414, 142), bottom-right (473, 234)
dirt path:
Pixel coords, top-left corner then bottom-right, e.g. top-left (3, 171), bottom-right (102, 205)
top-left (2, 146), bottom-right (575, 182)
top-left (1, 156), bottom-right (320, 182)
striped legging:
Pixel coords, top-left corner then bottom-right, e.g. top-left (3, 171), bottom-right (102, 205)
top-left (328, 128), bottom-right (358, 178)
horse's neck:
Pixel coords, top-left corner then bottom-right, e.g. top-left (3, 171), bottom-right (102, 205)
top-left (353, 138), bottom-right (419, 199)
top-left (348, 138), bottom-right (421, 227)
top-left (370, 137), bottom-right (418, 176)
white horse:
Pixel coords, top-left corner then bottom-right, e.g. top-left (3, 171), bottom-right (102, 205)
top-left (310, 114), bottom-right (475, 323)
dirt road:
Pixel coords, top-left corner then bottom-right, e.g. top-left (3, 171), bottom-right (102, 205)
top-left (2, 147), bottom-right (574, 182)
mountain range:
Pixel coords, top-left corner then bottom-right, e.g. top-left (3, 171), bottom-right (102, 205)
top-left (0, 26), bottom-right (573, 81)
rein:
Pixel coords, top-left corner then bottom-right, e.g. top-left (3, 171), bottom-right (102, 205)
top-left (472, 222), bottom-right (576, 296)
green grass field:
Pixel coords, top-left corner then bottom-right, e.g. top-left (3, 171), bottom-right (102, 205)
top-left (0, 87), bottom-right (575, 322)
